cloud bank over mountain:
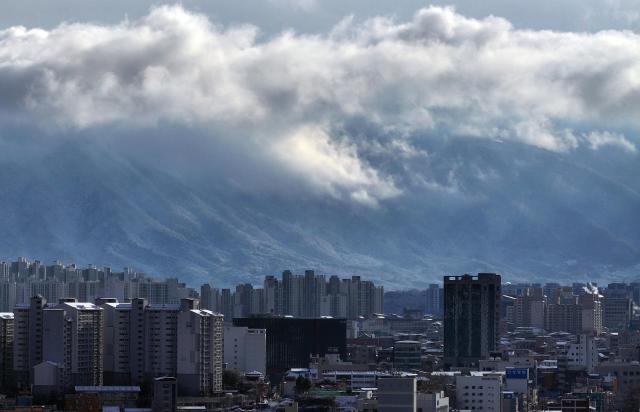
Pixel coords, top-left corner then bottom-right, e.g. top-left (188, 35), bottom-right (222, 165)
top-left (0, 6), bottom-right (638, 287)
top-left (1, 6), bottom-right (639, 201)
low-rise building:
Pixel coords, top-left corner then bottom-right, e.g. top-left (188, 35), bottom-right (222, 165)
top-left (456, 373), bottom-right (503, 412)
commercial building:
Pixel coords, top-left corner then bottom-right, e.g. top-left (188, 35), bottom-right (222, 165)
top-left (0, 312), bottom-right (13, 391)
top-left (560, 398), bottom-right (596, 412)
top-left (393, 340), bottom-right (421, 372)
top-left (233, 316), bottom-right (346, 381)
top-left (455, 373), bottom-right (503, 412)
top-left (419, 391), bottom-right (449, 412)
top-left (322, 371), bottom-right (388, 391)
top-left (378, 376), bottom-right (449, 412)
top-left (566, 335), bottom-right (599, 374)
top-left (377, 376), bottom-right (418, 412)
top-left (596, 361), bottom-right (640, 410)
top-left (444, 273), bottom-right (501, 367)
top-left (223, 325), bottom-right (267, 375)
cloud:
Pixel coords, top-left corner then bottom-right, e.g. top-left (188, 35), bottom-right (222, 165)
top-left (583, 131), bottom-right (637, 152)
top-left (0, 5), bottom-right (639, 205)
top-left (272, 125), bottom-right (400, 206)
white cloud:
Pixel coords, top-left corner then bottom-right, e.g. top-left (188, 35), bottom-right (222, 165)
top-left (272, 125), bottom-right (400, 206)
top-left (0, 5), bottom-right (638, 204)
top-left (583, 131), bottom-right (637, 152)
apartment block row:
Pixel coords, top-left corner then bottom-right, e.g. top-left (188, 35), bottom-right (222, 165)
top-left (0, 295), bottom-right (224, 399)
top-left (201, 270), bottom-right (384, 320)
top-left (0, 258), bottom-right (197, 311)
top-left (1, 258), bottom-right (384, 321)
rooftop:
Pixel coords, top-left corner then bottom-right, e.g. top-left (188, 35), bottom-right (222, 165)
top-left (62, 302), bottom-right (101, 310)
top-left (75, 386), bottom-right (141, 393)
top-left (105, 302), bottom-right (132, 309)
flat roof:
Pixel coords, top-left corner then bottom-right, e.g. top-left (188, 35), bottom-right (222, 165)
top-left (105, 302), bottom-right (132, 309)
top-left (63, 302), bottom-right (101, 310)
top-left (75, 386), bottom-right (141, 393)
top-left (324, 371), bottom-right (390, 376)
top-left (189, 309), bottom-right (223, 317)
top-left (147, 304), bottom-right (180, 310)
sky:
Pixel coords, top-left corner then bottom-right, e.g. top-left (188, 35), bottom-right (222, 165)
top-left (1, 0), bottom-right (639, 206)
top-left (2, 0), bottom-right (640, 33)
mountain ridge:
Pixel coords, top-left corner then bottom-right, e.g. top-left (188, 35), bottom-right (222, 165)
top-left (0, 134), bottom-right (638, 289)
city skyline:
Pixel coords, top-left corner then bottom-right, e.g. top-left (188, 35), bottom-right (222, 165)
top-left (2, 254), bottom-right (633, 291)
top-left (1, 1), bottom-right (640, 411)
top-left (3, 253), bottom-right (640, 409)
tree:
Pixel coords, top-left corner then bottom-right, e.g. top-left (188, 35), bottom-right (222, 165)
top-left (223, 369), bottom-right (241, 389)
top-left (295, 376), bottom-right (312, 395)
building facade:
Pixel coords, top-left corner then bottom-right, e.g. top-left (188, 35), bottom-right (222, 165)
top-left (233, 316), bottom-right (347, 381)
top-left (224, 325), bottom-right (267, 375)
top-left (444, 273), bottom-right (501, 367)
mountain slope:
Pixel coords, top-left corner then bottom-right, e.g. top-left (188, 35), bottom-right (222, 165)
top-left (0, 135), bottom-right (638, 288)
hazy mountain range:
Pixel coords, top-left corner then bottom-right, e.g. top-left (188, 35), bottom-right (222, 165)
top-left (1, 133), bottom-right (638, 289)
top-left (1, 6), bottom-right (640, 289)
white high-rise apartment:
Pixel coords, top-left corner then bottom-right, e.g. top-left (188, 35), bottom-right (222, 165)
top-left (177, 301), bottom-right (224, 396)
top-left (40, 300), bottom-right (104, 389)
top-left (53, 301), bottom-right (104, 386)
top-left (98, 296), bottom-right (225, 396)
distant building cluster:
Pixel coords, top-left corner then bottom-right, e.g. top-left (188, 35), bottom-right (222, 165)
top-left (0, 257), bottom-right (198, 311)
top-left (2, 257), bottom-right (640, 411)
top-left (200, 270), bottom-right (384, 320)
top-left (0, 258), bottom-right (384, 321)
top-left (287, 274), bottom-right (640, 412)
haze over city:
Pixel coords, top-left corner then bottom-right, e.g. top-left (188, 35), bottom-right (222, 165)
top-left (1, 1), bottom-right (640, 411)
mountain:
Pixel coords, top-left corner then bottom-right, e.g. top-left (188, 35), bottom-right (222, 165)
top-left (0, 133), bottom-right (639, 289)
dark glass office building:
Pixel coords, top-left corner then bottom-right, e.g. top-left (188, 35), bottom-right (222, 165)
top-left (443, 273), bottom-right (501, 368)
top-left (233, 316), bottom-right (347, 381)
